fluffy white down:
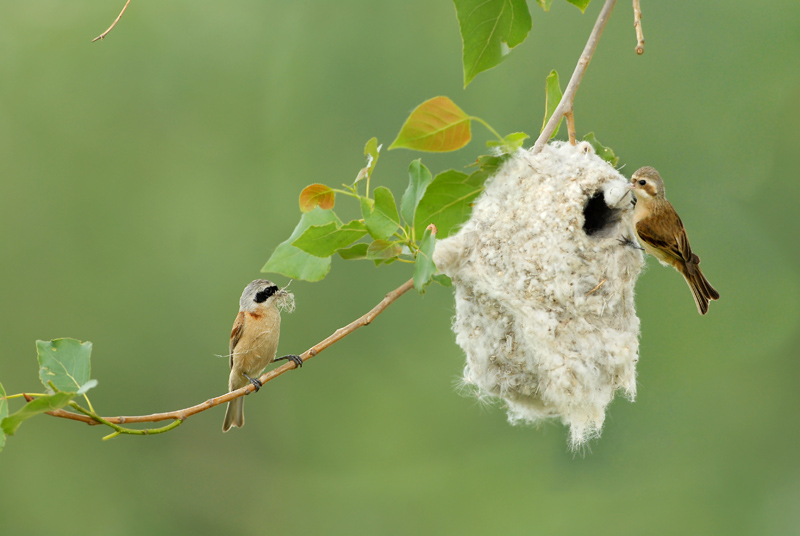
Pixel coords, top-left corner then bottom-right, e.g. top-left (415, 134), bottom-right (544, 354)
top-left (433, 141), bottom-right (644, 447)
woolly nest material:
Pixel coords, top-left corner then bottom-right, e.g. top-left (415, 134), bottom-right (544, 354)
top-left (433, 141), bottom-right (645, 447)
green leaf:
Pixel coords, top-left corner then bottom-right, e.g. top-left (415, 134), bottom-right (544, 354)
top-left (336, 243), bottom-right (369, 260)
top-left (361, 187), bottom-right (400, 240)
top-left (292, 220), bottom-right (368, 258)
top-left (0, 381), bottom-right (7, 452)
top-left (389, 97), bottom-right (471, 152)
top-left (432, 274), bottom-right (453, 287)
top-left (400, 160), bottom-right (434, 226)
top-left (472, 154), bottom-right (508, 176)
top-left (366, 240), bottom-right (402, 262)
top-left (37, 339), bottom-right (93, 393)
top-left (542, 70), bottom-right (564, 138)
top-left (354, 137), bottom-right (381, 185)
top-left (262, 208), bottom-right (341, 282)
top-left (536, 0), bottom-right (554, 11)
top-left (299, 184), bottom-right (336, 213)
top-left (565, 0), bottom-right (592, 13)
top-left (582, 132), bottom-right (620, 167)
top-left (486, 131), bottom-right (530, 155)
top-left (414, 225), bottom-right (438, 293)
top-left (413, 169), bottom-right (489, 239)
top-left (1, 391), bottom-right (76, 437)
top-left (454, 0), bottom-right (532, 87)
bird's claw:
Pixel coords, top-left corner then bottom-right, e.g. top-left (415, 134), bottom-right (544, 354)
top-left (275, 354), bottom-right (304, 368)
top-left (243, 373), bottom-right (262, 391)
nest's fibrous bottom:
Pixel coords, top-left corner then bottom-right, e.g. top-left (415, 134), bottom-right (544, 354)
top-left (434, 142), bottom-right (645, 447)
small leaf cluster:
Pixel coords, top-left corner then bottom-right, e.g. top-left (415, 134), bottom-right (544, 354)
top-left (1, 339), bottom-right (97, 452)
top-left (262, 97), bottom-right (525, 292)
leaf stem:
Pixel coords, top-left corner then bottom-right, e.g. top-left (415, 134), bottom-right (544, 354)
top-left (83, 394), bottom-right (96, 414)
top-left (332, 188), bottom-right (360, 199)
top-left (3, 392), bottom-right (49, 400)
top-left (68, 401), bottom-right (183, 436)
top-left (470, 116), bottom-right (505, 144)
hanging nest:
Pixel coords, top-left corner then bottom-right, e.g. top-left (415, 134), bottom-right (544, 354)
top-left (434, 141), bottom-right (645, 447)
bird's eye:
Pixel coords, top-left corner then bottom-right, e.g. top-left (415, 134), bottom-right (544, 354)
top-left (254, 286), bottom-right (278, 303)
top-left (638, 180), bottom-right (646, 186)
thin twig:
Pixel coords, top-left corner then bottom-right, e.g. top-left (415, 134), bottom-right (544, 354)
top-left (532, 0), bottom-right (617, 154)
top-left (92, 0), bottom-right (132, 42)
top-left (633, 0), bottom-right (645, 55)
top-left (564, 111), bottom-right (577, 146)
top-left (40, 279), bottom-right (415, 427)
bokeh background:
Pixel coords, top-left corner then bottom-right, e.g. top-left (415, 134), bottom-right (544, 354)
top-left (1, 1), bottom-right (799, 534)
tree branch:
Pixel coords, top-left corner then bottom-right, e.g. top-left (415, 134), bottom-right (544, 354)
top-left (41, 278), bottom-right (415, 429)
top-left (633, 0), bottom-right (645, 54)
top-left (92, 0), bottom-right (132, 42)
top-left (532, 0), bottom-right (617, 154)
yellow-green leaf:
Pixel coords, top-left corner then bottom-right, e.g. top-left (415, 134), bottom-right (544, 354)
top-left (389, 97), bottom-right (471, 152)
top-left (299, 184), bottom-right (335, 213)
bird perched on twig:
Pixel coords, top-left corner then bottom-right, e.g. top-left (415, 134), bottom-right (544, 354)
top-left (223, 279), bottom-right (302, 432)
top-left (630, 167), bottom-right (720, 315)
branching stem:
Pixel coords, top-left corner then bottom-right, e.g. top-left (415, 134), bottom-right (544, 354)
top-left (532, 0), bottom-right (617, 154)
top-left (38, 279), bottom-right (415, 430)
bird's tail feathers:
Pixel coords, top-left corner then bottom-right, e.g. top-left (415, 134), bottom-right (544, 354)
top-left (222, 397), bottom-right (245, 432)
top-left (681, 262), bottom-right (719, 315)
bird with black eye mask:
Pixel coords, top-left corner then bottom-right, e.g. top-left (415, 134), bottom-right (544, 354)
top-left (222, 279), bottom-right (302, 432)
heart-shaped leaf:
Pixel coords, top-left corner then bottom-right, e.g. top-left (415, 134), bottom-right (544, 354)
top-left (389, 97), bottom-right (471, 152)
top-left (263, 208), bottom-right (341, 281)
top-left (299, 184), bottom-right (335, 213)
top-left (454, 0), bottom-right (532, 87)
top-left (361, 187), bottom-right (400, 240)
top-left (292, 220), bottom-right (368, 258)
top-left (37, 339), bottom-right (93, 394)
top-left (413, 169), bottom-right (489, 239)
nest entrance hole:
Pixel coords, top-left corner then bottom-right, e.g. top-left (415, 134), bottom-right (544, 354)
top-left (583, 192), bottom-right (621, 237)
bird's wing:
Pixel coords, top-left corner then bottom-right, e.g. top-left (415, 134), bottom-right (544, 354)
top-left (636, 211), bottom-right (686, 262)
top-left (673, 223), bottom-right (695, 263)
top-left (229, 311), bottom-right (246, 369)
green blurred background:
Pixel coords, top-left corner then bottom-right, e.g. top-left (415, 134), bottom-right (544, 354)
top-left (1, 1), bottom-right (799, 534)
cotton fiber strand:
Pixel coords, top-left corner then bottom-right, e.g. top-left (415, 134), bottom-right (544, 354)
top-left (433, 141), bottom-right (645, 447)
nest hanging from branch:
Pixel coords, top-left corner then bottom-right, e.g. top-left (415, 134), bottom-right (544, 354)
top-left (434, 141), bottom-right (644, 447)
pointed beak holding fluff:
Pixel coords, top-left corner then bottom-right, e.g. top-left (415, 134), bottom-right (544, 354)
top-left (275, 286), bottom-right (295, 313)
